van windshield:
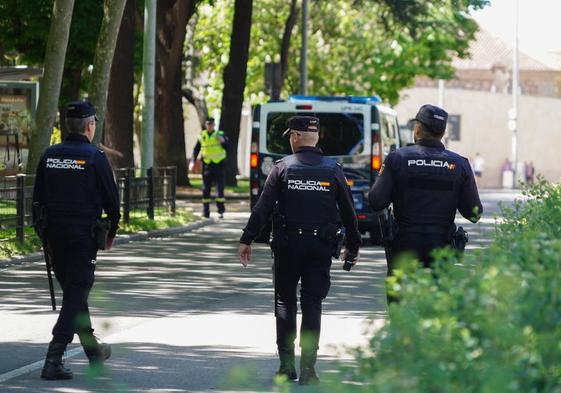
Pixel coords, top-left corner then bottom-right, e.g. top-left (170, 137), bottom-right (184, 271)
top-left (265, 112), bottom-right (364, 156)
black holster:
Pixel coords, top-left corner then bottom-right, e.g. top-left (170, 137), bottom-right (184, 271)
top-left (377, 208), bottom-right (398, 261)
top-left (270, 212), bottom-right (288, 254)
top-left (451, 226), bottom-right (468, 252)
top-left (92, 219), bottom-right (111, 250)
top-left (32, 202), bottom-right (47, 238)
top-left (319, 223), bottom-right (344, 259)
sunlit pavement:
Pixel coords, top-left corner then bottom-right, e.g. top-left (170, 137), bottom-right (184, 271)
top-left (0, 190), bottom-right (521, 392)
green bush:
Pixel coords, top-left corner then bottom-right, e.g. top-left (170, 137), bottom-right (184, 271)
top-left (338, 180), bottom-right (561, 393)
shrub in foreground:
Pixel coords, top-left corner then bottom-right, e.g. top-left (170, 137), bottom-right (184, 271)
top-left (338, 180), bottom-right (561, 393)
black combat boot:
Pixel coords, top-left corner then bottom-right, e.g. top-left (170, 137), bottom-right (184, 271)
top-left (40, 342), bottom-right (73, 380)
top-left (299, 351), bottom-right (319, 385)
top-left (275, 349), bottom-right (297, 381)
top-left (79, 334), bottom-right (111, 365)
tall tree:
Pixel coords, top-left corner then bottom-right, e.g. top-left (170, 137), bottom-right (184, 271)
top-left (280, 0), bottom-right (299, 89)
top-left (26, 0), bottom-right (75, 174)
top-left (59, 67), bottom-right (83, 139)
top-left (0, 0), bottom-right (104, 138)
top-left (90, 0), bottom-right (128, 145)
top-left (154, 0), bottom-right (197, 186)
top-left (219, 0), bottom-right (253, 186)
top-left (105, 0), bottom-right (137, 167)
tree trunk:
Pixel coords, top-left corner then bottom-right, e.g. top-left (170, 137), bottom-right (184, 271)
top-left (219, 0), bottom-right (253, 186)
top-left (104, 0), bottom-right (136, 168)
top-left (26, 0), bottom-right (76, 174)
top-left (182, 13), bottom-right (208, 128)
top-left (90, 0), bottom-right (128, 145)
top-left (182, 89), bottom-right (208, 129)
top-left (154, 0), bottom-right (196, 186)
top-left (280, 0), bottom-right (298, 88)
top-left (59, 67), bottom-right (82, 140)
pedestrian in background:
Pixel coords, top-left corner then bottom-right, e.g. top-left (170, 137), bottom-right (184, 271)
top-left (238, 116), bottom-right (361, 385)
top-left (525, 161), bottom-right (535, 184)
top-left (501, 158), bottom-right (512, 172)
top-left (473, 152), bottom-right (485, 180)
top-left (189, 117), bottom-right (230, 218)
top-left (33, 101), bottom-right (120, 380)
top-left (369, 104), bottom-right (482, 303)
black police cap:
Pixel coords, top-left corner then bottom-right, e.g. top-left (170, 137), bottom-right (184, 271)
top-left (206, 117), bottom-right (215, 124)
top-left (415, 104), bottom-right (448, 134)
top-left (282, 116), bottom-right (320, 137)
top-left (66, 101), bottom-right (97, 120)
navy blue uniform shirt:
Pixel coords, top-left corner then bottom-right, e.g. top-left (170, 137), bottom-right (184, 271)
top-left (368, 139), bottom-right (482, 229)
top-left (33, 133), bottom-right (121, 237)
top-left (240, 146), bottom-right (361, 251)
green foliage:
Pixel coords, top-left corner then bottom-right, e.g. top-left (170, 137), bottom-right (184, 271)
top-left (333, 180), bottom-right (561, 392)
top-left (0, 0), bottom-right (103, 68)
top-left (189, 177), bottom-right (249, 194)
top-left (118, 208), bottom-right (197, 234)
top-left (0, 227), bottom-right (42, 260)
top-left (195, 0), bottom-right (489, 108)
top-left (194, 1), bottom-right (235, 111)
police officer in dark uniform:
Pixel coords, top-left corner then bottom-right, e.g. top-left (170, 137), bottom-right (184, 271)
top-left (32, 101), bottom-right (120, 380)
top-left (189, 117), bottom-right (230, 218)
top-left (368, 104), bottom-right (482, 300)
top-left (238, 116), bottom-right (361, 385)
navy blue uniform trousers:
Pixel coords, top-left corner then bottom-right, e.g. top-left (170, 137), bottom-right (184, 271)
top-left (274, 234), bottom-right (332, 356)
top-left (202, 162), bottom-right (225, 214)
top-left (47, 223), bottom-right (97, 344)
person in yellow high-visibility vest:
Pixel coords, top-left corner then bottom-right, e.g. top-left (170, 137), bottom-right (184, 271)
top-left (189, 117), bottom-right (230, 218)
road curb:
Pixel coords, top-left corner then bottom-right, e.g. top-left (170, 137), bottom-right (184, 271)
top-left (0, 218), bottom-right (217, 269)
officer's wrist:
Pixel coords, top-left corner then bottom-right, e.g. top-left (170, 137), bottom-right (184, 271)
top-left (239, 233), bottom-right (252, 245)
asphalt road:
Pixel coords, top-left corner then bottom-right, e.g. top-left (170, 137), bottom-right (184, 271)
top-left (0, 190), bottom-right (520, 392)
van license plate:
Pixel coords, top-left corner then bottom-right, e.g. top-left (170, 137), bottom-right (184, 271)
top-left (352, 193), bottom-right (363, 210)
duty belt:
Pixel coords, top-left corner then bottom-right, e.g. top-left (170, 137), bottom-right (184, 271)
top-left (400, 224), bottom-right (453, 235)
top-left (286, 228), bottom-right (320, 236)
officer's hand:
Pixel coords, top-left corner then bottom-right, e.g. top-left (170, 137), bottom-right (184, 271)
top-left (188, 160), bottom-right (195, 172)
top-left (239, 243), bottom-right (251, 267)
top-left (342, 248), bottom-right (359, 265)
top-left (218, 136), bottom-right (226, 144)
top-left (106, 236), bottom-right (115, 250)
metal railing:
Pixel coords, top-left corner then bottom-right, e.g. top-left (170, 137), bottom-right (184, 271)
top-left (0, 167), bottom-right (177, 243)
top-left (0, 174), bottom-right (35, 242)
top-left (115, 166), bottom-right (177, 224)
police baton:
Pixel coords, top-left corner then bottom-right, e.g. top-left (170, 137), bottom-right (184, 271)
top-left (33, 202), bottom-right (56, 310)
top-left (41, 241), bottom-right (56, 311)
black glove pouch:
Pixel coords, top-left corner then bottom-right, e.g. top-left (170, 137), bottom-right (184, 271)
top-left (92, 219), bottom-right (111, 250)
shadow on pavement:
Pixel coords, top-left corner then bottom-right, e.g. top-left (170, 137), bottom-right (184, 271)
top-left (2, 342), bottom-right (358, 393)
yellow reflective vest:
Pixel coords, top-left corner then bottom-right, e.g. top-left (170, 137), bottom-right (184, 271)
top-left (199, 130), bottom-right (227, 164)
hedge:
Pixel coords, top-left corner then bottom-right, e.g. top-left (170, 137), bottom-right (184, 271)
top-left (330, 180), bottom-right (561, 393)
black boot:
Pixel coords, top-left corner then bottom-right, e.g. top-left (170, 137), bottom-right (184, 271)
top-left (79, 334), bottom-right (111, 365)
top-left (299, 351), bottom-right (319, 385)
top-left (275, 349), bottom-right (297, 381)
top-left (40, 342), bottom-right (73, 380)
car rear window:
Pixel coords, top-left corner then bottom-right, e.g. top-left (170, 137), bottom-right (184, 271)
top-left (265, 112), bottom-right (364, 156)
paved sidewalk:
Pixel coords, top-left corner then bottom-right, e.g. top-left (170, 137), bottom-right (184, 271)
top-left (0, 212), bottom-right (385, 392)
top-left (0, 191), bottom-right (519, 392)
